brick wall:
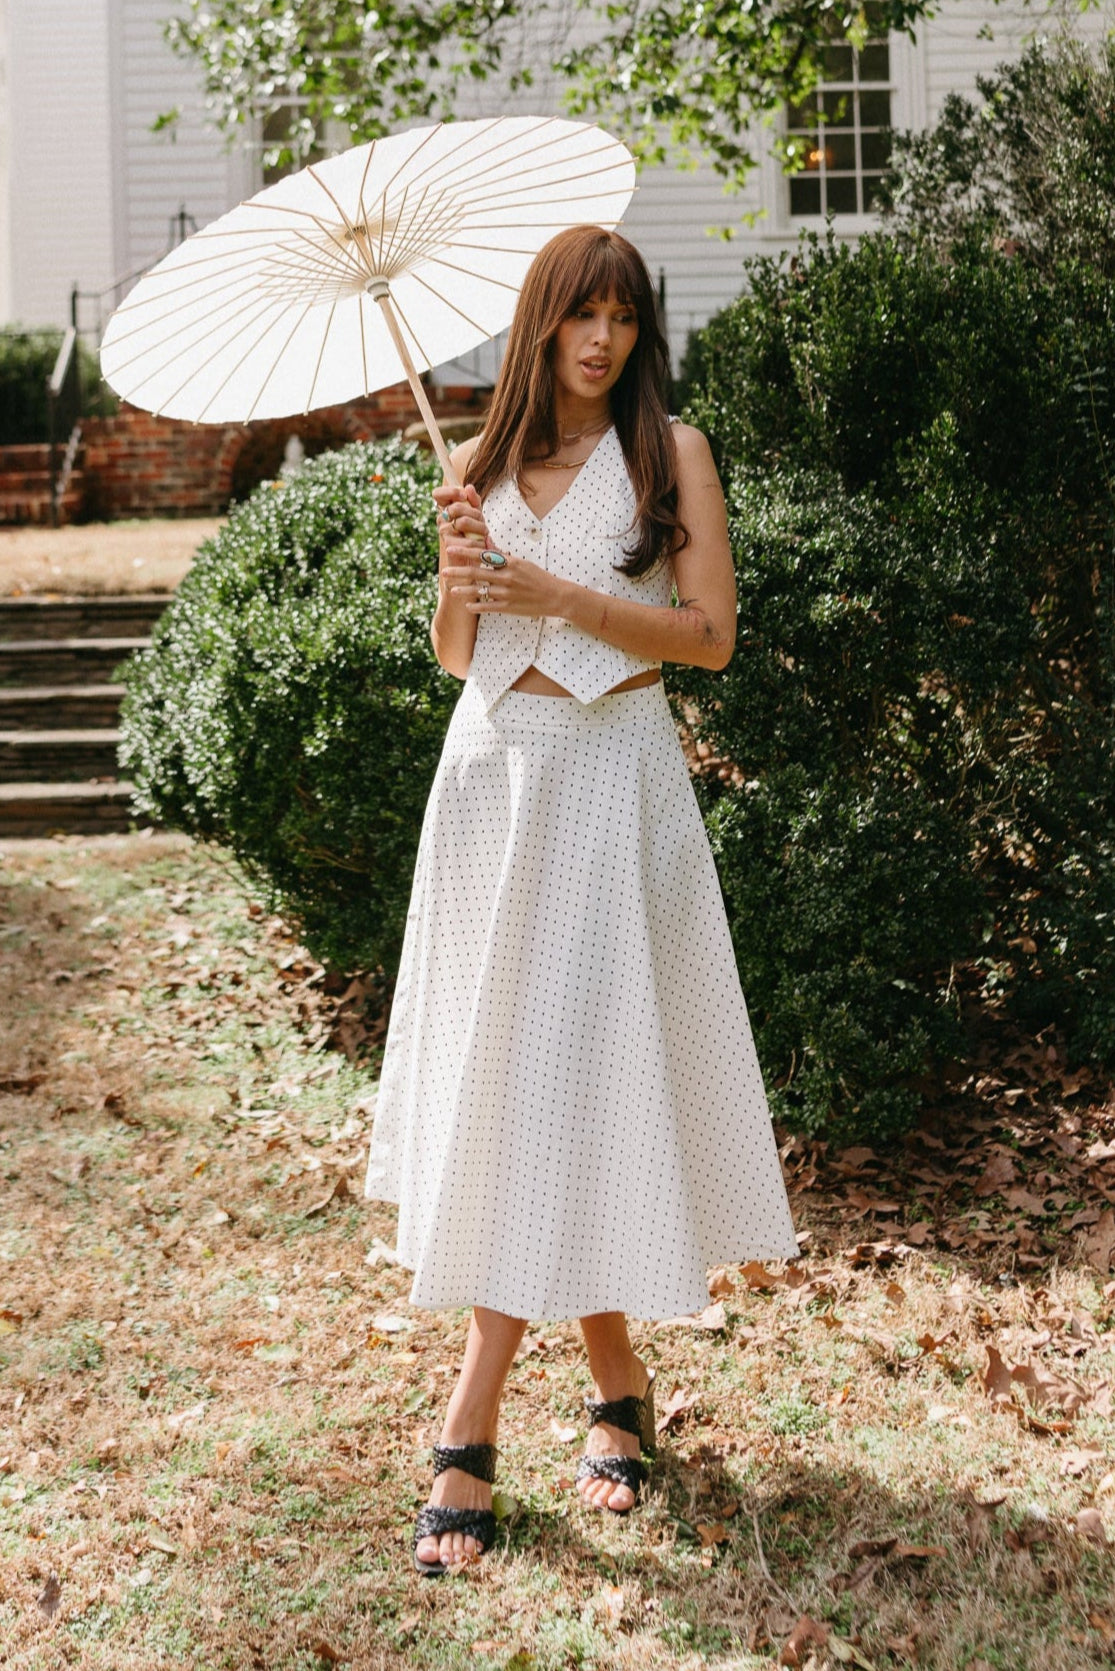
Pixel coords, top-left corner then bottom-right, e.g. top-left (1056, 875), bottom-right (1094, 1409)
top-left (80, 383), bottom-right (486, 519)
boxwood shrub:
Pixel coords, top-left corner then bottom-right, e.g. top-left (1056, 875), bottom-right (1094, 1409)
top-left (118, 438), bottom-right (454, 973)
top-left (675, 228), bottom-right (1115, 1140)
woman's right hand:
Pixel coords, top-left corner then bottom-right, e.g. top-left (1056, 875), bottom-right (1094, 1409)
top-left (433, 483), bottom-right (489, 553)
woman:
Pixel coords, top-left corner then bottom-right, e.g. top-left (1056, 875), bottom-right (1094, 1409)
top-left (364, 225), bottom-right (798, 1576)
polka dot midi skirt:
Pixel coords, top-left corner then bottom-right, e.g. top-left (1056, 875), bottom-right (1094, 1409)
top-left (364, 677), bottom-right (799, 1320)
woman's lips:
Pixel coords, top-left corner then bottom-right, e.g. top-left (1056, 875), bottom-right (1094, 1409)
top-left (580, 360), bottom-right (611, 380)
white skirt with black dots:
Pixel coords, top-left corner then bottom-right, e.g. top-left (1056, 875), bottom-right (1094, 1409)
top-left (363, 677), bottom-right (799, 1320)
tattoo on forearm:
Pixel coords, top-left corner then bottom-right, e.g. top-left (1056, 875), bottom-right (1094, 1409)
top-left (677, 598), bottom-right (723, 648)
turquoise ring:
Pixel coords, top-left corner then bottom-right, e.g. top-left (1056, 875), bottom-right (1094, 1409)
top-left (480, 549), bottom-right (507, 570)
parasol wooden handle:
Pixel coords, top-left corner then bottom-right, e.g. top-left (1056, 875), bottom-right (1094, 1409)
top-left (367, 280), bottom-right (460, 486)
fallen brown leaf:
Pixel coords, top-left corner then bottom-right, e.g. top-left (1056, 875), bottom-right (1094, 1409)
top-left (36, 1572), bottom-right (62, 1620)
top-left (963, 1494), bottom-right (1006, 1552)
top-left (697, 1522), bottom-right (730, 1548)
top-left (1059, 1445), bottom-right (1104, 1478)
top-left (1084, 1211), bottom-right (1115, 1273)
top-left (974, 1148), bottom-right (1018, 1197)
top-left (0, 1073), bottom-right (46, 1094)
top-left (305, 1172), bottom-right (351, 1216)
top-left (848, 1536), bottom-right (897, 1559)
top-left (307, 1640), bottom-right (347, 1664)
top-left (739, 1260), bottom-right (781, 1290)
top-left (656, 1385), bottom-right (696, 1435)
top-left (780, 1614), bottom-right (829, 1666)
top-left (1075, 1508), bottom-right (1109, 1547)
top-left (1088, 1612), bottom-right (1115, 1645)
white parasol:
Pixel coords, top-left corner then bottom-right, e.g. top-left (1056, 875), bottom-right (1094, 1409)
top-left (99, 117), bottom-right (636, 482)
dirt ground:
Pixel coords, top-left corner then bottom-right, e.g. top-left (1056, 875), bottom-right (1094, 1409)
top-left (0, 833), bottom-right (1113, 1670)
top-left (0, 521), bottom-right (222, 598)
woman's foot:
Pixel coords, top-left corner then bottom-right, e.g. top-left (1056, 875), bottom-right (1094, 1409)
top-left (414, 1457), bottom-right (494, 1572)
top-left (576, 1357), bottom-right (655, 1513)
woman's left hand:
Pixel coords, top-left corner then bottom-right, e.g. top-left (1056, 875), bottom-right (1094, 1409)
top-left (442, 542), bottom-right (565, 618)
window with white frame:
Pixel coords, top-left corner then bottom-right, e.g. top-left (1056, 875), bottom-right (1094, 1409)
top-left (785, 30), bottom-right (894, 217)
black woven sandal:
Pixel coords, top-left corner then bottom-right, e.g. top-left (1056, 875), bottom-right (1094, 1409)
top-left (575, 1367), bottom-right (657, 1513)
top-left (412, 1442), bottom-right (498, 1577)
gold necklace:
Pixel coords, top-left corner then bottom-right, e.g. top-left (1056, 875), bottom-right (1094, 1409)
top-left (558, 419), bottom-right (610, 443)
top-left (532, 420), bottom-right (610, 470)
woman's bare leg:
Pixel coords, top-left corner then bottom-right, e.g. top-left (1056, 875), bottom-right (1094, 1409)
top-left (577, 1311), bottom-right (651, 1512)
top-left (415, 1306), bottom-right (527, 1569)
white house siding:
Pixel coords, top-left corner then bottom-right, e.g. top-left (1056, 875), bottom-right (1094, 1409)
top-left (922, 0), bottom-right (1110, 118)
top-left (111, 0), bottom-right (251, 316)
top-left (6, 0), bottom-right (116, 328)
top-left (0, 0), bottom-right (250, 331)
top-left (0, 0), bottom-right (1110, 349)
top-left (0, 0), bottom-right (11, 321)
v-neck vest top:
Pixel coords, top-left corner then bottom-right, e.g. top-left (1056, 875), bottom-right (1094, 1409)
top-left (466, 425), bottom-right (674, 709)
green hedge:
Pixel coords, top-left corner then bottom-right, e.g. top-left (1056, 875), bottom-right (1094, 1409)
top-left (674, 228), bottom-right (1115, 1139)
top-left (118, 438), bottom-right (454, 973)
top-left (0, 328), bottom-right (116, 444)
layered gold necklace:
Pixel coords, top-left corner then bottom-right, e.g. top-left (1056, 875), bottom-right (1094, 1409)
top-left (532, 419), bottom-right (612, 470)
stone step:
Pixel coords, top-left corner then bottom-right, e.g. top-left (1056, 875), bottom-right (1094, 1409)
top-left (0, 780), bottom-right (148, 837)
top-left (0, 637), bottom-right (148, 685)
top-left (0, 685), bottom-right (124, 729)
top-left (0, 595), bottom-right (168, 641)
top-left (0, 729), bottom-right (122, 783)
top-left (0, 482), bottom-right (85, 528)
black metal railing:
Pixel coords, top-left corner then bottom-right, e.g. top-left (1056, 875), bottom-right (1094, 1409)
top-left (47, 328), bottom-right (81, 528)
top-left (70, 205), bottom-right (198, 339)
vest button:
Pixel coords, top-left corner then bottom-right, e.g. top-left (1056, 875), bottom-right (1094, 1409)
top-left (527, 525), bottom-right (542, 539)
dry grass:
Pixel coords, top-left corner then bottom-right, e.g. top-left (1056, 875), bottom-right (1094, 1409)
top-left (0, 834), bottom-right (1112, 1671)
top-left (0, 521), bottom-right (222, 597)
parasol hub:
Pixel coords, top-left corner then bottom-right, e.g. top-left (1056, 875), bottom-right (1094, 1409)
top-left (365, 278), bottom-right (392, 303)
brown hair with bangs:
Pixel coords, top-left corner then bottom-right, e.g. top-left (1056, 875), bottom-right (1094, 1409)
top-left (466, 225), bottom-right (687, 577)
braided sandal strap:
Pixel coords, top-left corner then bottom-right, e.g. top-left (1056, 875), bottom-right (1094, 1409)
top-left (575, 1454), bottom-right (648, 1494)
top-left (584, 1394), bottom-right (645, 1440)
top-left (413, 1504), bottom-right (496, 1554)
top-left (431, 1442), bottom-right (498, 1483)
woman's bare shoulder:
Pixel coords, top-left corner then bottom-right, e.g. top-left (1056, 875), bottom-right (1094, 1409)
top-left (669, 421), bottom-right (717, 472)
top-left (449, 433), bottom-right (483, 479)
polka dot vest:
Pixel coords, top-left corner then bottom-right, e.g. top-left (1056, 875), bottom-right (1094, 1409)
top-left (468, 425), bottom-right (673, 709)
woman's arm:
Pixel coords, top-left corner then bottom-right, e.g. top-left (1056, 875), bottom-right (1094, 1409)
top-left (429, 437), bottom-right (486, 679)
top-left (442, 424), bottom-right (737, 673)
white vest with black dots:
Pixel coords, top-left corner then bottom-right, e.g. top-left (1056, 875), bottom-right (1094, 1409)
top-left (466, 424), bottom-right (674, 710)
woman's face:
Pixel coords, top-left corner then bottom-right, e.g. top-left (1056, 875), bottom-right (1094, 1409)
top-left (551, 291), bottom-right (639, 405)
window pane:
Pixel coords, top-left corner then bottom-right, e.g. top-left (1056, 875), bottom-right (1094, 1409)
top-left (860, 130), bottom-right (892, 171)
top-left (827, 176), bottom-right (859, 215)
top-left (790, 176), bottom-right (822, 216)
top-left (829, 133), bottom-right (857, 171)
top-left (823, 43), bottom-right (854, 81)
top-left (821, 92), bottom-right (855, 129)
top-left (859, 90), bottom-right (892, 127)
top-left (787, 99), bottom-right (820, 129)
top-left (863, 173), bottom-right (888, 210)
top-left (858, 43), bottom-right (890, 82)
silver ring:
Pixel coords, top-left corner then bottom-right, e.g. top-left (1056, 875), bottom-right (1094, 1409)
top-left (480, 549), bottom-right (507, 570)
top-left (477, 580), bottom-right (490, 602)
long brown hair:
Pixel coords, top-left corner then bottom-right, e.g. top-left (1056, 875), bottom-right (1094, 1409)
top-left (466, 226), bottom-right (686, 576)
